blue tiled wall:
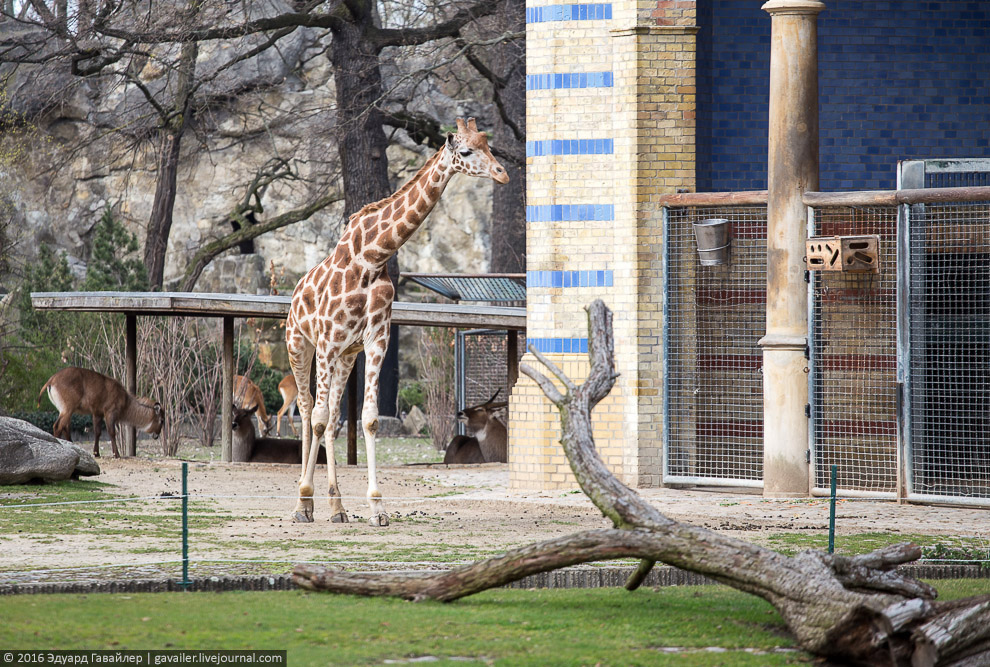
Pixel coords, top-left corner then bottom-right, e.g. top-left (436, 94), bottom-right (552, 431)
top-left (526, 204), bottom-right (615, 222)
top-left (697, 1), bottom-right (990, 192)
top-left (526, 72), bottom-right (614, 90)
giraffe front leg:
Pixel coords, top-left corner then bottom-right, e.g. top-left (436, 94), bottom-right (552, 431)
top-left (363, 343), bottom-right (389, 527)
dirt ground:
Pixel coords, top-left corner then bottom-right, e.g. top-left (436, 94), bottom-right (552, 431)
top-left (2, 455), bottom-right (988, 585)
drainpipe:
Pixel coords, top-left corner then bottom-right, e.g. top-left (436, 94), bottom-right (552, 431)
top-left (760, 0), bottom-right (824, 497)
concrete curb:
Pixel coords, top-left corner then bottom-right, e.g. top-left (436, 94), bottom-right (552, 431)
top-left (1, 563), bottom-right (986, 596)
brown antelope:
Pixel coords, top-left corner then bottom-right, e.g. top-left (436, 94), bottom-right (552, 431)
top-left (38, 367), bottom-right (163, 458)
top-left (234, 375), bottom-right (273, 436)
top-left (443, 390), bottom-right (508, 464)
top-left (232, 404), bottom-right (326, 465)
top-left (275, 374), bottom-right (299, 437)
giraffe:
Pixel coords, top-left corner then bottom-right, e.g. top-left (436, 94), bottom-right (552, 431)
top-left (285, 117), bottom-right (509, 525)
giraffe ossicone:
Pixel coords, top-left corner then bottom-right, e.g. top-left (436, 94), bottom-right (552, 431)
top-left (285, 117), bottom-right (509, 525)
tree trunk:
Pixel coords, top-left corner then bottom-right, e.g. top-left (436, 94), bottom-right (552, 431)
top-left (144, 39), bottom-right (197, 290)
top-left (489, 0), bottom-right (526, 274)
top-left (294, 300), bottom-right (990, 667)
top-left (144, 130), bottom-right (183, 289)
top-left (329, 5), bottom-right (399, 416)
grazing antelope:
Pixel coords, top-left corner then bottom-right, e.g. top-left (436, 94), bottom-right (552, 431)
top-left (443, 390), bottom-right (508, 464)
top-left (275, 374), bottom-right (299, 437)
top-left (234, 375), bottom-right (273, 436)
top-left (38, 366), bottom-right (163, 458)
top-left (232, 404), bottom-right (326, 465)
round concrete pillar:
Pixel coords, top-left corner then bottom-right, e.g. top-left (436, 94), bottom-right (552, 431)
top-left (760, 0), bottom-right (824, 497)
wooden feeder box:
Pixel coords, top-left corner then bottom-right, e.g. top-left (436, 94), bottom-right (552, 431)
top-left (805, 235), bottom-right (880, 273)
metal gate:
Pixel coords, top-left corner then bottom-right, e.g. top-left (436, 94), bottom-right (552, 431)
top-left (900, 200), bottom-right (990, 505)
top-left (807, 206), bottom-right (899, 497)
top-left (897, 159), bottom-right (990, 505)
top-left (662, 205), bottom-right (767, 487)
top-left (455, 329), bottom-right (525, 434)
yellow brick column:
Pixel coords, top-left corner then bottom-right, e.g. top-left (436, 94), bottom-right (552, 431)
top-left (511, 0), bottom-right (697, 491)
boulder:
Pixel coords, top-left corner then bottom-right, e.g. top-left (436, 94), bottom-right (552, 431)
top-left (0, 417), bottom-right (101, 484)
top-left (402, 406), bottom-right (427, 437)
top-left (354, 416), bottom-right (407, 438)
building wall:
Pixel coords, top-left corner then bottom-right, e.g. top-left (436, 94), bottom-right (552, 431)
top-left (513, 0), bottom-right (696, 490)
top-left (697, 0), bottom-right (990, 192)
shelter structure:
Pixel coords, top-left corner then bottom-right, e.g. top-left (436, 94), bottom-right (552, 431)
top-left (30, 292), bottom-right (524, 461)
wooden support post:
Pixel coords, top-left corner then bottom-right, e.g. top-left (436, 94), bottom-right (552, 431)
top-left (760, 0), bottom-right (824, 497)
top-left (124, 313), bottom-right (137, 457)
top-left (507, 330), bottom-right (519, 391)
top-left (347, 369), bottom-right (358, 466)
top-left (221, 316), bottom-right (234, 463)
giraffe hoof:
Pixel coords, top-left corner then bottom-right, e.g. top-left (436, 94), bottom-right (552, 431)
top-left (368, 513), bottom-right (389, 527)
top-left (330, 512), bottom-right (349, 524)
top-left (292, 511), bottom-right (314, 523)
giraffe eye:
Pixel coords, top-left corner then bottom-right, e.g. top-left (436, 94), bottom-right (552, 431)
top-left (459, 149), bottom-right (472, 157)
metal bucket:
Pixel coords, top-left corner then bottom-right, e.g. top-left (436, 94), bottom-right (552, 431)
top-left (692, 218), bottom-right (731, 266)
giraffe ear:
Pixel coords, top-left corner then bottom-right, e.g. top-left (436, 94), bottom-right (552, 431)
top-left (467, 117), bottom-right (478, 132)
top-left (455, 118), bottom-right (468, 133)
top-left (446, 132), bottom-right (456, 148)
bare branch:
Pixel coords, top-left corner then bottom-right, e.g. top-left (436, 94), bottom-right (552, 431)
top-left (371, 1), bottom-right (500, 49)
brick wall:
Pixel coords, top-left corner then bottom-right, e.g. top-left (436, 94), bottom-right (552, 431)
top-left (514, 0), bottom-right (696, 490)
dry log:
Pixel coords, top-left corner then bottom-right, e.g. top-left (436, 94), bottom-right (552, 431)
top-left (293, 300), bottom-right (990, 666)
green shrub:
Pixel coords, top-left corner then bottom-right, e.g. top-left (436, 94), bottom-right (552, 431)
top-left (398, 380), bottom-right (424, 413)
top-left (5, 410), bottom-right (92, 434)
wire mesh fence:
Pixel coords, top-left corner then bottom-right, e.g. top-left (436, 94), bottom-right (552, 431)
top-left (2, 477), bottom-right (987, 591)
top-left (455, 329), bottom-right (525, 433)
top-left (808, 206), bottom-right (899, 496)
top-left (905, 201), bottom-right (990, 504)
top-left (663, 205), bottom-right (767, 487)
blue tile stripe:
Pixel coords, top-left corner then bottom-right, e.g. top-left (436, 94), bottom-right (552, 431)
top-left (527, 270), bottom-right (613, 288)
top-left (528, 337), bottom-right (590, 354)
top-left (526, 204), bottom-right (614, 222)
top-left (526, 139), bottom-right (614, 157)
top-left (526, 3), bottom-right (612, 23)
top-left (526, 72), bottom-right (613, 90)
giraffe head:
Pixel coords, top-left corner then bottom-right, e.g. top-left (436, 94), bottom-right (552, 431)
top-left (446, 118), bottom-right (510, 184)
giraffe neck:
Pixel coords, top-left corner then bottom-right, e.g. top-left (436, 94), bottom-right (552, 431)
top-left (357, 145), bottom-right (456, 267)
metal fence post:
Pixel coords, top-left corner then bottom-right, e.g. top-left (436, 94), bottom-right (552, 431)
top-left (181, 461), bottom-right (190, 589)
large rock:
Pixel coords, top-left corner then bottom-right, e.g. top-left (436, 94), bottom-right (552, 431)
top-left (0, 417), bottom-right (101, 484)
top-left (402, 406), bottom-right (427, 437)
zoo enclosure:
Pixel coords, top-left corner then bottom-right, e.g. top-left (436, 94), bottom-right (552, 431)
top-left (662, 184), bottom-right (990, 506)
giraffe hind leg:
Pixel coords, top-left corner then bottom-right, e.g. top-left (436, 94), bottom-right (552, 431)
top-left (288, 339), bottom-right (316, 523)
top-left (362, 338), bottom-right (390, 527)
top-left (321, 351), bottom-right (357, 524)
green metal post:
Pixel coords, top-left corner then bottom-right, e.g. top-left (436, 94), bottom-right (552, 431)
top-left (828, 464), bottom-right (837, 554)
top-left (181, 461), bottom-right (190, 589)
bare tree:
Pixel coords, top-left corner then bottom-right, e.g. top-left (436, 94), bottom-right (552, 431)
top-left (2, 0), bottom-right (522, 414)
top-left (295, 300), bottom-right (990, 667)
top-left (417, 325), bottom-right (455, 450)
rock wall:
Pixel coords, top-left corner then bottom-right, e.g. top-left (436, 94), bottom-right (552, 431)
top-left (1, 27), bottom-right (495, 294)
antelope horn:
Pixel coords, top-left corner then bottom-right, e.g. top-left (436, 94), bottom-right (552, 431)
top-left (486, 389), bottom-right (502, 404)
top-left (455, 118), bottom-right (468, 132)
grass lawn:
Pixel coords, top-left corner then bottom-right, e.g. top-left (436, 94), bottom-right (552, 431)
top-left (3, 581), bottom-right (989, 666)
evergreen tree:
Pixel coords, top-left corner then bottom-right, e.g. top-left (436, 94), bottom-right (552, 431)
top-left (83, 206), bottom-right (149, 292)
top-left (16, 243), bottom-right (75, 344)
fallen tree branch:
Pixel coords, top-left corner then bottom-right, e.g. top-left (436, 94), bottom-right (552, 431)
top-left (292, 299), bottom-right (990, 666)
